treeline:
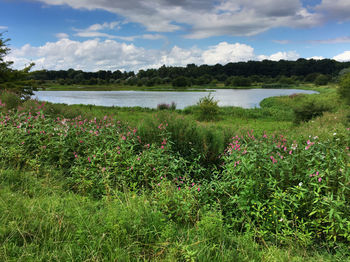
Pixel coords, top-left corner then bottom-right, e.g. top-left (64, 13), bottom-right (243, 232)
top-left (29, 58), bottom-right (350, 87)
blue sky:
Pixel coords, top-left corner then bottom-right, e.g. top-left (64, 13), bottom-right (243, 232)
top-left (1, 0), bottom-right (350, 72)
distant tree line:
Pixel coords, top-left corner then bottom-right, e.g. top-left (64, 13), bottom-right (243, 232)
top-left (29, 59), bottom-right (350, 87)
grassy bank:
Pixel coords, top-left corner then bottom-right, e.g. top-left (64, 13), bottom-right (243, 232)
top-left (39, 82), bottom-right (317, 91)
top-left (1, 86), bottom-right (350, 261)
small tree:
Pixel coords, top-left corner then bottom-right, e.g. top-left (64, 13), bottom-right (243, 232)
top-left (196, 93), bottom-right (219, 121)
top-left (0, 32), bottom-right (37, 99)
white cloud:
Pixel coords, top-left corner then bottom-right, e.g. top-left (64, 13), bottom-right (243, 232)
top-left (34, 0), bottom-right (321, 38)
top-left (202, 42), bottom-right (255, 64)
top-left (73, 21), bottom-right (164, 42)
top-left (258, 51), bottom-right (300, 61)
top-left (333, 51), bottom-right (350, 62)
top-left (55, 33), bottom-right (69, 39)
top-left (6, 39), bottom-right (303, 72)
top-left (0, 26), bottom-right (8, 30)
top-left (73, 21), bottom-right (121, 39)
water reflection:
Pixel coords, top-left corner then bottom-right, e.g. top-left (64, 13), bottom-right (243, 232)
top-left (33, 89), bottom-right (317, 109)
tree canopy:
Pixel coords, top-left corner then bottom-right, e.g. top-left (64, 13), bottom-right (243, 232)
top-left (0, 32), bottom-right (36, 99)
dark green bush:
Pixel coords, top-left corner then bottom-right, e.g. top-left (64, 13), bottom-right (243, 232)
top-left (293, 99), bottom-right (333, 124)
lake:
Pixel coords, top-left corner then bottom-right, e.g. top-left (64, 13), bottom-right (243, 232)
top-left (33, 89), bottom-right (317, 109)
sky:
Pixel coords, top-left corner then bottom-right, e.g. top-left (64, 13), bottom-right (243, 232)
top-left (1, 0), bottom-right (350, 72)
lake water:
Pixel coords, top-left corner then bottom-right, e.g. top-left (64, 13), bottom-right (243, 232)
top-left (33, 89), bottom-right (317, 109)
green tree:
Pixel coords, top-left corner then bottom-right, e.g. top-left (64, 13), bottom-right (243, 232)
top-left (0, 33), bottom-right (37, 99)
top-left (172, 76), bottom-right (190, 88)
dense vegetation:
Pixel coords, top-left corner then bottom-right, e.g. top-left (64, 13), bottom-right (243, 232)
top-left (1, 84), bottom-right (350, 260)
top-left (30, 60), bottom-right (350, 88)
top-left (2, 33), bottom-right (350, 261)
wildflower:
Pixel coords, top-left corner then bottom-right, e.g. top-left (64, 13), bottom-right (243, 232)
top-left (298, 182), bottom-right (303, 187)
top-left (333, 133), bottom-right (337, 136)
top-left (318, 177), bottom-right (322, 182)
top-left (88, 157), bottom-right (91, 163)
top-left (121, 135), bottom-right (126, 140)
top-left (270, 156), bottom-right (277, 164)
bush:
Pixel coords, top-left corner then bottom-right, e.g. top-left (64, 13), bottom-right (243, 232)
top-left (0, 91), bottom-right (21, 110)
top-left (196, 94), bottom-right (219, 121)
top-left (314, 74), bottom-right (331, 86)
top-left (206, 132), bottom-right (350, 246)
top-left (339, 73), bottom-right (350, 105)
top-left (157, 102), bottom-right (176, 110)
top-left (293, 98), bottom-right (334, 124)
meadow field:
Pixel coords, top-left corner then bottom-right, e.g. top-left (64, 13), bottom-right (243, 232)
top-left (0, 85), bottom-right (350, 261)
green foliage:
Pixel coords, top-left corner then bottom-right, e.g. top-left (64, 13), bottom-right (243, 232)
top-left (172, 76), bottom-right (190, 88)
top-left (314, 74), bottom-right (331, 86)
top-left (0, 33), bottom-right (37, 99)
top-left (339, 73), bottom-right (350, 105)
top-left (157, 102), bottom-right (176, 110)
top-left (196, 93), bottom-right (220, 121)
top-left (1, 88), bottom-right (350, 260)
top-left (293, 97), bottom-right (335, 124)
top-left (205, 132), bottom-right (350, 246)
top-left (0, 90), bottom-right (21, 110)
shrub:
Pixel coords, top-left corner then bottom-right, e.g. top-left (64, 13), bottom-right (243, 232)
top-left (293, 98), bottom-right (334, 124)
top-left (206, 131), bottom-right (350, 246)
top-left (0, 91), bottom-right (21, 110)
top-left (157, 102), bottom-right (176, 110)
top-left (339, 73), bottom-right (350, 105)
top-left (196, 93), bottom-right (219, 121)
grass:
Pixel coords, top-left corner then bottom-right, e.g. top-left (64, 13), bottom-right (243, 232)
top-left (1, 169), bottom-right (347, 261)
top-left (1, 84), bottom-right (350, 260)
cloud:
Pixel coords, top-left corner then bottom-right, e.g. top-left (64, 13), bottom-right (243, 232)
top-left (55, 33), bottom-right (69, 39)
top-left (202, 42), bottom-right (255, 64)
top-left (73, 21), bottom-right (164, 41)
top-left (258, 51), bottom-right (300, 61)
top-left (6, 39), bottom-right (303, 72)
top-left (333, 51), bottom-right (350, 62)
top-left (73, 21), bottom-right (121, 39)
top-left (34, 0), bottom-right (322, 38)
top-left (309, 36), bottom-right (350, 44)
top-left (314, 0), bottom-right (350, 21)
top-left (0, 26), bottom-right (8, 30)
top-left (273, 40), bottom-right (291, 44)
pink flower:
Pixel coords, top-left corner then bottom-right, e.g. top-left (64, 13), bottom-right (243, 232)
top-left (161, 145), bottom-right (164, 149)
top-left (318, 177), bottom-right (322, 182)
top-left (121, 136), bottom-right (126, 140)
top-left (88, 157), bottom-right (91, 163)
